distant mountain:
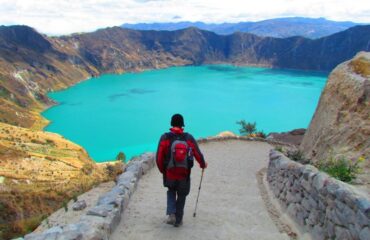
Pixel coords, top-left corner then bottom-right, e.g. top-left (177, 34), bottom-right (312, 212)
top-left (121, 17), bottom-right (363, 39)
top-left (0, 24), bottom-right (369, 128)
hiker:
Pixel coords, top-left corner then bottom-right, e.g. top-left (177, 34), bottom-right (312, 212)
top-left (156, 113), bottom-right (207, 227)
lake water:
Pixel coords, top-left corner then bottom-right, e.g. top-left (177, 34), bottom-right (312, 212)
top-left (43, 65), bottom-right (328, 162)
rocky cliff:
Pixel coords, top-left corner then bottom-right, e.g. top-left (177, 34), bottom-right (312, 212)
top-left (300, 52), bottom-right (370, 185)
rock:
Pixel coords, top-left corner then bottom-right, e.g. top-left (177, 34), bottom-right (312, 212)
top-left (24, 226), bottom-right (63, 240)
top-left (72, 200), bottom-right (87, 211)
top-left (300, 52), bottom-right (370, 185)
top-left (81, 207), bottom-right (121, 235)
top-left (103, 208), bottom-right (121, 234)
top-left (87, 204), bottom-right (114, 217)
top-left (307, 210), bottom-right (320, 225)
top-left (335, 226), bottom-right (352, 240)
top-left (125, 162), bottom-right (143, 178)
top-left (359, 227), bottom-right (370, 240)
top-left (355, 197), bottom-right (370, 218)
top-left (357, 211), bottom-right (370, 228)
top-left (300, 179), bottom-right (311, 192)
top-left (217, 131), bottom-right (237, 137)
top-left (326, 220), bottom-right (335, 238)
top-left (312, 225), bottom-right (326, 240)
top-left (349, 224), bottom-right (360, 239)
top-left (98, 186), bottom-right (127, 207)
top-left (267, 128), bottom-right (306, 146)
top-left (78, 216), bottom-right (109, 239)
top-left (312, 173), bottom-right (328, 191)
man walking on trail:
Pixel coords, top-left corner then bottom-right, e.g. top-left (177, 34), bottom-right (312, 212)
top-left (156, 114), bottom-right (207, 227)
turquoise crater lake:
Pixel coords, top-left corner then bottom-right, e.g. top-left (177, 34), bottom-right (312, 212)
top-left (43, 65), bottom-right (328, 162)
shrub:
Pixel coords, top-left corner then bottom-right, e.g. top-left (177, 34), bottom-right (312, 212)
top-left (316, 156), bottom-right (364, 182)
top-left (236, 120), bottom-right (256, 136)
top-left (287, 149), bottom-right (307, 163)
top-left (106, 164), bottom-right (115, 175)
top-left (46, 139), bottom-right (55, 146)
top-left (116, 151), bottom-right (126, 162)
top-left (81, 164), bottom-right (93, 175)
top-left (236, 120), bottom-right (269, 138)
top-left (62, 200), bottom-right (68, 212)
top-left (274, 146), bottom-right (283, 152)
top-left (72, 194), bottom-right (78, 202)
top-left (255, 131), bottom-right (266, 138)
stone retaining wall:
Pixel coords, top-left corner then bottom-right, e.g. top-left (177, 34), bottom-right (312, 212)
top-left (24, 153), bottom-right (156, 240)
top-left (267, 150), bottom-right (370, 240)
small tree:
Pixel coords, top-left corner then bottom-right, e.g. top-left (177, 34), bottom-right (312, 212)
top-left (236, 120), bottom-right (256, 136)
top-left (116, 151), bottom-right (126, 162)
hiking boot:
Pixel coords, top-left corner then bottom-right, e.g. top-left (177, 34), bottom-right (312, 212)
top-left (166, 214), bottom-right (176, 225)
top-left (174, 221), bottom-right (183, 227)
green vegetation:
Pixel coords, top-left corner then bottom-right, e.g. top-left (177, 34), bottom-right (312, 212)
top-left (274, 146), bottom-right (283, 152)
top-left (62, 200), bottom-right (68, 212)
top-left (236, 120), bottom-right (267, 138)
top-left (116, 151), bottom-right (126, 162)
top-left (237, 120), bottom-right (256, 135)
top-left (316, 155), bottom-right (364, 182)
top-left (46, 139), bottom-right (56, 146)
top-left (72, 194), bottom-right (78, 202)
top-left (287, 149), bottom-right (307, 163)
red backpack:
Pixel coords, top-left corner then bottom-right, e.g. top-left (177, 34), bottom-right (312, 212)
top-left (165, 133), bottom-right (193, 170)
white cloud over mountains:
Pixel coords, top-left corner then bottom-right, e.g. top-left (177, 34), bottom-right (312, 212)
top-left (1, 0), bottom-right (369, 35)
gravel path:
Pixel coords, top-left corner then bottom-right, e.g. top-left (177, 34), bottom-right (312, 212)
top-left (111, 140), bottom-right (294, 240)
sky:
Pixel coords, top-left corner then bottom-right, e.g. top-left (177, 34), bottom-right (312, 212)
top-left (1, 0), bottom-right (369, 35)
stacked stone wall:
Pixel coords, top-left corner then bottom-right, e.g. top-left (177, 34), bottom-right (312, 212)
top-left (24, 153), bottom-right (156, 240)
top-left (267, 150), bottom-right (370, 240)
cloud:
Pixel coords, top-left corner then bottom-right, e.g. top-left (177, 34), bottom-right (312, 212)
top-left (1, 0), bottom-right (369, 35)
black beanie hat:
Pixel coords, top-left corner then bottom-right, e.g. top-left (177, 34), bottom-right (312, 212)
top-left (171, 114), bottom-right (185, 127)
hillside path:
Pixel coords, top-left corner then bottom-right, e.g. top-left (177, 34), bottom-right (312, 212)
top-left (111, 140), bottom-right (293, 240)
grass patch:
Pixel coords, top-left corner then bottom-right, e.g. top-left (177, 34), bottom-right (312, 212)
top-left (349, 57), bottom-right (370, 77)
top-left (287, 149), bottom-right (307, 163)
top-left (316, 155), bottom-right (365, 182)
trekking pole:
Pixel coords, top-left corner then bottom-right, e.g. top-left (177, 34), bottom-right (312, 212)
top-left (193, 168), bottom-right (205, 217)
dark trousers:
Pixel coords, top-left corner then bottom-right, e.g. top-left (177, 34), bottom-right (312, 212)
top-left (165, 179), bottom-right (191, 223)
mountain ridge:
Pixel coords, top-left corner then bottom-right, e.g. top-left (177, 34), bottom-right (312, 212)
top-left (121, 17), bottom-right (365, 38)
top-left (0, 24), bottom-right (369, 129)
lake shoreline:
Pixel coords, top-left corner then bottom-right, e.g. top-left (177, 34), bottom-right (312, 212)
top-left (42, 65), bottom-right (327, 162)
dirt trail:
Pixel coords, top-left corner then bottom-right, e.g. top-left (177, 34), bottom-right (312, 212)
top-left (111, 140), bottom-right (295, 240)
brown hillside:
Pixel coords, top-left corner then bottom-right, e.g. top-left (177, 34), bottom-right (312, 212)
top-left (0, 122), bottom-right (123, 239)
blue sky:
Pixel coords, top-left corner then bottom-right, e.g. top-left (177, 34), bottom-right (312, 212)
top-left (1, 0), bottom-right (369, 35)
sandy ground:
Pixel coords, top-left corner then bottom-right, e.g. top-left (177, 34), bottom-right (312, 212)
top-left (35, 181), bottom-right (115, 232)
top-left (111, 140), bottom-right (296, 240)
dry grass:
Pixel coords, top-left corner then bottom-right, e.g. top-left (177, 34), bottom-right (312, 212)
top-left (0, 122), bottom-right (124, 239)
top-left (349, 56), bottom-right (370, 77)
